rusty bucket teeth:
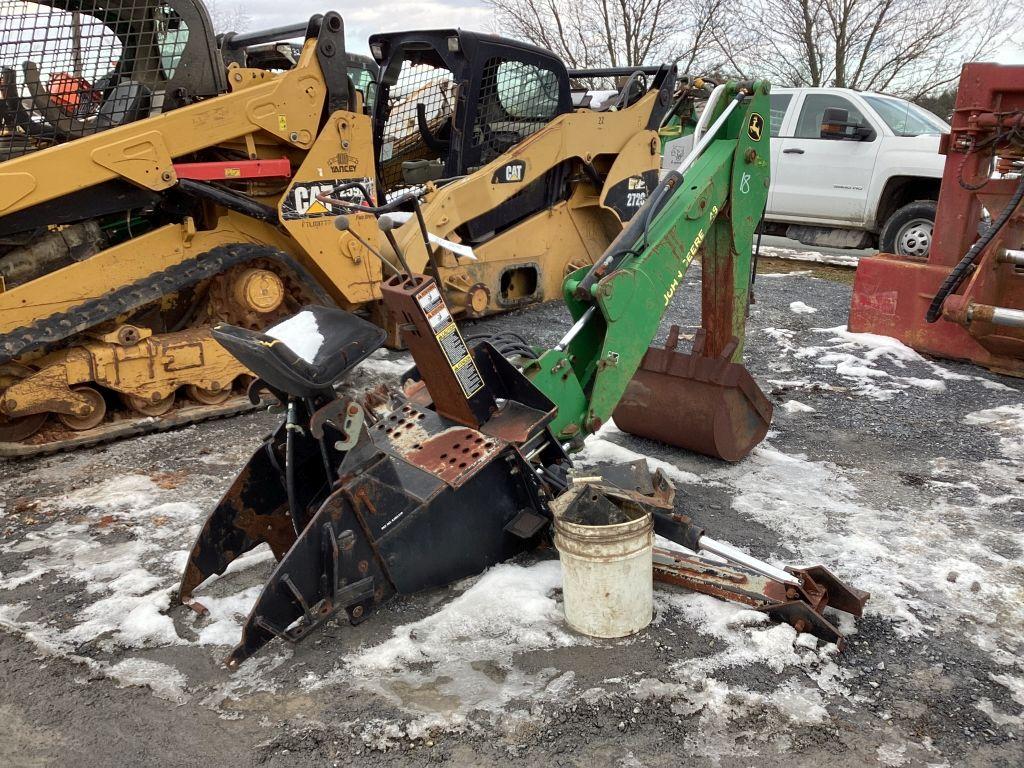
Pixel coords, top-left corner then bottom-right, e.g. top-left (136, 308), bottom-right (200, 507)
top-left (613, 330), bottom-right (773, 462)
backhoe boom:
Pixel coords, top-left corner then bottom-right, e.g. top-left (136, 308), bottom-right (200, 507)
top-left (524, 82), bottom-right (771, 443)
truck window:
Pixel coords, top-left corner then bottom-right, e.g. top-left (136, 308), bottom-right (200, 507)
top-left (861, 95), bottom-right (948, 136)
top-left (769, 93), bottom-right (791, 137)
top-left (795, 94), bottom-right (869, 139)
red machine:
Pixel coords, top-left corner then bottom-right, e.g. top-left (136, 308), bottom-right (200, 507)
top-left (850, 63), bottom-right (1024, 376)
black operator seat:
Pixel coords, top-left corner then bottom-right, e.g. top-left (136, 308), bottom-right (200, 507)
top-left (211, 306), bottom-right (387, 399)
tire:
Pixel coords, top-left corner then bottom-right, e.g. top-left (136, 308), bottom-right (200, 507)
top-left (879, 200), bottom-right (936, 257)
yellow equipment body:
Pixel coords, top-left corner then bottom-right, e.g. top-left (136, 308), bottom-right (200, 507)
top-left (0, 3), bottom-right (677, 455)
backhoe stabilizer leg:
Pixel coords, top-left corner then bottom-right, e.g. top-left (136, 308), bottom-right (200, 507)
top-left (177, 435), bottom-right (295, 606)
top-left (653, 547), bottom-right (869, 649)
top-left (225, 488), bottom-right (393, 667)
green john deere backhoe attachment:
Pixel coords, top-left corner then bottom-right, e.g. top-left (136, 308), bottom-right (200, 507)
top-left (178, 79), bottom-right (868, 666)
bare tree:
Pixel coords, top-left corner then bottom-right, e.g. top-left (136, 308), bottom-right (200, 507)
top-left (204, 1), bottom-right (252, 34)
top-left (487, 0), bottom-right (728, 71)
top-left (712, 0), bottom-right (1019, 98)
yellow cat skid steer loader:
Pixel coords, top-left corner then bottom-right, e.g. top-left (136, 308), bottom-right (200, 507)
top-left (0, 1), bottom-right (675, 457)
top-left (363, 31), bottom-right (672, 320)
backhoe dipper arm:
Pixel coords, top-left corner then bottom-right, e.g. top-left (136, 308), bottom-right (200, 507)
top-left (525, 81), bottom-right (771, 442)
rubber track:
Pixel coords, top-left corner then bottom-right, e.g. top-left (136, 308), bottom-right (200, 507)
top-left (0, 243), bottom-right (335, 364)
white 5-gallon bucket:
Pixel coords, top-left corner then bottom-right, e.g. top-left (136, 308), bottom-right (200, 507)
top-left (553, 488), bottom-right (653, 638)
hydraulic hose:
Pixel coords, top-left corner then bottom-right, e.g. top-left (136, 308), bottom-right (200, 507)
top-left (926, 174), bottom-right (1024, 323)
top-left (285, 399), bottom-right (304, 537)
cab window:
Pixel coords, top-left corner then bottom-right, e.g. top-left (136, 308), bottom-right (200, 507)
top-left (492, 60), bottom-right (560, 120)
top-left (769, 93), bottom-right (792, 137)
top-left (795, 94), bottom-right (870, 139)
top-left (155, 5), bottom-right (189, 80)
top-left (472, 58), bottom-right (560, 163)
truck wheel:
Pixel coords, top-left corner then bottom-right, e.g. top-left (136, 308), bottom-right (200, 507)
top-left (879, 200), bottom-right (936, 257)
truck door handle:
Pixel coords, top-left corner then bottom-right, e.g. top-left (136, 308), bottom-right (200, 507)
top-left (783, 148), bottom-right (805, 155)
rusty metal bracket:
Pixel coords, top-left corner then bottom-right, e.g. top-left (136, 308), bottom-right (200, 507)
top-left (653, 547), bottom-right (869, 649)
top-left (310, 397), bottom-right (366, 452)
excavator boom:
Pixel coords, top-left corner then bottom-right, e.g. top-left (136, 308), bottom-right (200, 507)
top-left (525, 82), bottom-right (770, 451)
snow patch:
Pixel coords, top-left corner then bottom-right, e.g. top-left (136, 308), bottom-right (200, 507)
top-left (347, 561), bottom-right (570, 675)
top-left (697, 439), bottom-right (1024, 680)
top-left (760, 325), bottom-right (966, 400)
top-left (781, 399), bottom-right (815, 414)
top-left (964, 405), bottom-right (1024, 460)
top-left (358, 348), bottom-right (413, 379)
top-left (576, 420), bottom-right (703, 486)
top-left (630, 593), bottom-right (841, 758)
top-left (0, 470), bottom-right (274, 703)
top-left (877, 743), bottom-right (908, 766)
top-left (265, 310), bottom-right (325, 364)
top-left (309, 560), bottom-right (582, 738)
top-left (757, 269), bottom-right (814, 278)
top-left (789, 301), bottom-right (818, 314)
top-left (758, 245), bottom-right (859, 267)
top-left (106, 658), bottom-right (189, 704)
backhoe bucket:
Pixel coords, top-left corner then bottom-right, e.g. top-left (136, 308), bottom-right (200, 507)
top-left (613, 327), bottom-right (772, 462)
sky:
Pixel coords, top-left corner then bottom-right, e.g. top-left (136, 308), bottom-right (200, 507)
top-left (220, 2), bottom-right (1024, 64)
top-left (221, 1), bottom-right (495, 54)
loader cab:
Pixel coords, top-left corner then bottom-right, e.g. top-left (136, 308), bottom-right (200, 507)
top-left (368, 29), bottom-right (572, 199)
top-left (0, 0), bottom-right (225, 161)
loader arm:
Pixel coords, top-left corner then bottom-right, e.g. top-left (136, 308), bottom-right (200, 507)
top-left (393, 85), bottom-right (666, 268)
top-left (524, 81), bottom-right (771, 443)
top-left (386, 93), bottom-right (665, 319)
top-left (0, 23), bottom-right (338, 217)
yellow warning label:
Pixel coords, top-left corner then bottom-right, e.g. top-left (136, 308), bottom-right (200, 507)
top-left (278, 115), bottom-right (288, 131)
top-left (452, 351), bottom-right (484, 397)
top-left (224, 167), bottom-right (241, 178)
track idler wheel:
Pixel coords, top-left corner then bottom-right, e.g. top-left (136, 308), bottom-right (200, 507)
top-left (0, 363), bottom-right (47, 441)
top-left (613, 327), bottom-right (773, 462)
top-left (58, 386), bottom-right (107, 431)
top-left (186, 384), bottom-right (232, 405)
top-left (123, 392), bottom-right (175, 416)
top-left (0, 411), bottom-right (46, 442)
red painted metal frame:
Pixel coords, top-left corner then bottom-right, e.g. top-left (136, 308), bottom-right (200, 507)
top-left (172, 159), bottom-right (292, 180)
top-left (849, 63), bottom-right (1024, 376)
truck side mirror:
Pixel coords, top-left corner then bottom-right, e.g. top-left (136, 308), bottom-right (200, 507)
top-left (820, 107), bottom-right (874, 141)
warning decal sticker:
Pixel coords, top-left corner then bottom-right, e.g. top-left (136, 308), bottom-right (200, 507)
top-left (281, 177), bottom-right (374, 221)
top-left (415, 283), bottom-right (484, 398)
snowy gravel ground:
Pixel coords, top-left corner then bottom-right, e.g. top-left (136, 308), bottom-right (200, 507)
top-left (1, 258), bottom-right (1022, 767)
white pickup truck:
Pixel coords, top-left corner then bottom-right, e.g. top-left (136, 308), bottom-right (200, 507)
top-left (664, 86), bottom-right (949, 256)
